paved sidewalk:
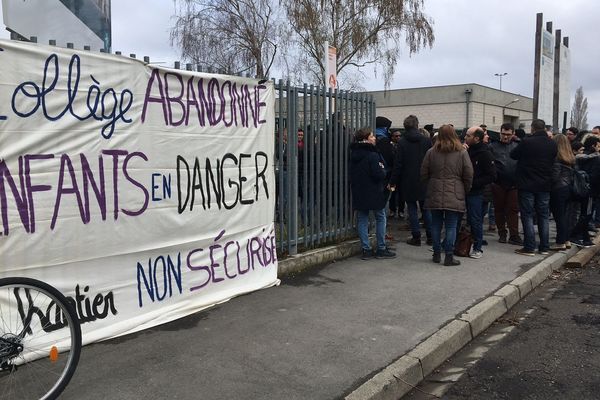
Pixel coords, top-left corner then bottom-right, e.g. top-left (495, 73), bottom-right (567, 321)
top-left (61, 222), bottom-right (577, 400)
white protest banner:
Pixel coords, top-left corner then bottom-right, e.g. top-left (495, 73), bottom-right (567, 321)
top-left (0, 40), bottom-right (279, 344)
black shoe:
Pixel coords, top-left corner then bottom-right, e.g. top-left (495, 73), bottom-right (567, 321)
top-left (406, 237), bottom-right (421, 246)
top-left (432, 252), bottom-right (441, 263)
top-left (498, 235), bottom-right (507, 243)
top-left (361, 249), bottom-right (374, 260)
top-left (375, 248), bottom-right (397, 259)
top-left (426, 237), bottom-right (433, 245)
top-left (514, 248), bottom-right (536, 256)
top-left (482, 239), bottom-right (489, 246)
top-left (444, 254), bottom-right (460, 266)
top-left (572, 239), bottom-right (594, 248)
top-left (508, 236), bottom-right (523, 246)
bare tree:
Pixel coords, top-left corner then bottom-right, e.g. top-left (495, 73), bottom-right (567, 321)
top-left (283, 0), bottom-right (434, 88)
top-left (170, 0), bottom-right (280, 78)
top-left (570, 86), bottom-right (589, 130)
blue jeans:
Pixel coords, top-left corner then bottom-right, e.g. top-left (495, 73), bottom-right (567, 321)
top-left (518, 190), bottom-right (550, 251)
top-left (466, 194), bottom-right (484, 252)
top-left (483, 201), bottom-right (496, 225)
top-left (550, 186), bottom-right (571, 244)
top-left (407, 200), bottom-right (431, 239)
top-left (357, 209), bottom-right (387, 251)
top-left (430, 210), bottom-right (461, 255)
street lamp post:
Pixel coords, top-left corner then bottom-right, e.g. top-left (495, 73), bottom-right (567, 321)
top-left (494, 72), bottom-right (508, 90)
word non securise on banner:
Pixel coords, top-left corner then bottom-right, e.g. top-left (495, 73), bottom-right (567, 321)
top-left (0, 39), bottom-right (279, 344)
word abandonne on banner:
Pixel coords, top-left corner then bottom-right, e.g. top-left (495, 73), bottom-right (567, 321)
top-left (0, 40), bottom-right (279, 344)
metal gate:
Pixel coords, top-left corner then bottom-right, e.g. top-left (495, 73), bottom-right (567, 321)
top-left (274, 81), bottom-right (376, 256)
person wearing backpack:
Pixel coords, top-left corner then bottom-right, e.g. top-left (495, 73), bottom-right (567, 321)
top-left (550, 134), bottom-right (575, 250)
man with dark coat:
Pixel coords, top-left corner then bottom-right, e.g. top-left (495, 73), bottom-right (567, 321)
top-left (510, 119), bottom-right (558, 256)
top-left (464, 126), bottom-right (497, 258)
top-left (390, 115), bottom-right (432, 246)
top-left (375, 116), bottom-right (395, 183)
top-left (489, 123), bottom-right (522, 245)
top-left (350, 127), bottom-right (396, 260)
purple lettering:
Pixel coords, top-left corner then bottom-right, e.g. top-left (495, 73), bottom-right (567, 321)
top-left (187, 248), bottom-right (211, 291)
top-left (81, 154), bottom-right (107, 222)
top-left (164, 72), bottom-right (185, 126)
top-left (25, 154), bottom-right (55, 233)
top-left (122, 152), bottom-right (149, 217)
top-left (51, 154), bottom-right (86, 229)
top-left (141, 68), bottom-right (168, 124)
top-left (0, 157), bottom-right (30, 235)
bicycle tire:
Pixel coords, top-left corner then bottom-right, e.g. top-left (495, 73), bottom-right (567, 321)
top-left (0, 277), bottom-right (82, 400)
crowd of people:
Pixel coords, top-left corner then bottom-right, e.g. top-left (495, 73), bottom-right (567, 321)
top-left (350, 115), bottom-right (600, 266)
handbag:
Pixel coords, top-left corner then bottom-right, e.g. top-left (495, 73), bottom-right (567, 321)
top-left (454, 226), bottom-right (474, 257)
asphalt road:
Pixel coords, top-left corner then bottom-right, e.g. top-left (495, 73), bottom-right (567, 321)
top-left (411, 254), bottom-right (600, 400)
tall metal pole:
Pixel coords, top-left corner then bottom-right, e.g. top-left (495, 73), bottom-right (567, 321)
top-left (494, 72), bottom-right (507, 90)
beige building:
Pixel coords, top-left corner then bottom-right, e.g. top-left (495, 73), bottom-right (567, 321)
top-left (367, 83), bottom-right (533, 131)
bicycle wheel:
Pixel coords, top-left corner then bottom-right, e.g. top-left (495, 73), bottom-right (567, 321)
top-left (0, 277), bottom-right (82, 400)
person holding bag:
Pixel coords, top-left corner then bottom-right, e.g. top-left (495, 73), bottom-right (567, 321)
top-left (421, 125), bottom-right (473, 266)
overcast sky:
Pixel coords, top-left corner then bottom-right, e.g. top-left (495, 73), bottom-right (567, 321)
top-left (1, 0), bottom-right (599, 126)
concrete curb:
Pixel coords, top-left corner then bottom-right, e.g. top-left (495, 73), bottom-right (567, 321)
top-left (345, 245), bottom-right (582, 400)
top-left (278, 239), bottom-right (362, 276)
top-left (564, 235), bottom-right (600, 268)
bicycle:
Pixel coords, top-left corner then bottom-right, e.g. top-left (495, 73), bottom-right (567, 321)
top-left (0, 277), bottom-right (82, 400)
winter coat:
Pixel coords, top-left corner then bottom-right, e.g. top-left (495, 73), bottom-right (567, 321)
top-left (551, 160), bottom-right (574, 191)
top-left (375, 134), bottom-right (395, 182)
top-left (489, 139), bottom-right (519, 188)
top-left (467, 142), bottom-right (497, 195)
top-left (421, 147), bottom-right (474, 212)
top-left (576, 152), bottom-right (600, 197)
top-left (510, 131), bottom-right (558, 193)
top-left (350, 142), bottom-right (388, 211)
top-left (390, 128), bottom-right (432, 202)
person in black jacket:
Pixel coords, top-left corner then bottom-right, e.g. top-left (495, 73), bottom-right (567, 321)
top-left (550, 134), bottom-right (576, 250)
top-left (570, 135), bottom-right (600, 247)
top-left (464, 126), bottom-right (496, 258)
top-left (510, 119), bottom-right (558, 256)
top-left (375, 116), bottom-right (395, 184)
top-left (390, 115), bottom-right (432, 246)
top-left (350, 127), bottom-right (396, 260)
top-left (490, 123), bottom-right (522, 245)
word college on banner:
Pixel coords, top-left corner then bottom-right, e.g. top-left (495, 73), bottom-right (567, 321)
top-left (0, 39), bottom-right (279, 344)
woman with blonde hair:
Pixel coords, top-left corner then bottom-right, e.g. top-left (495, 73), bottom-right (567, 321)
top-left (421, 125), bottom-right (473, 266)
top-left (550, 134), bottom-right (575, 250)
